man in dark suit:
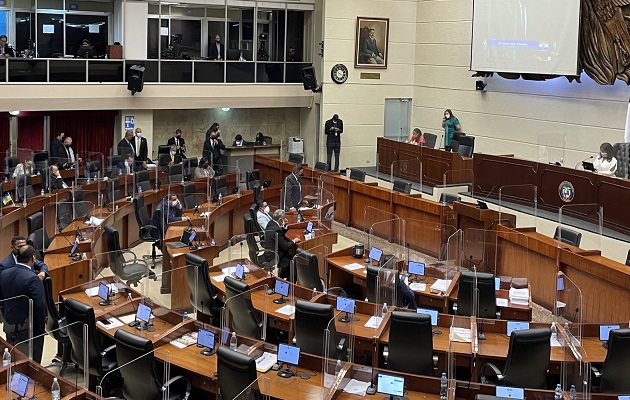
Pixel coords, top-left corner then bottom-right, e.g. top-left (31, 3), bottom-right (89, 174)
top-left (167, 129), bottom-right (186, 157)
top-left (203, 129), bottom-right (226, 175)
top-left (263, 209), bottom-right (300, 280)
top-left (0, 236), bottom-right (48, 278)
top-left (130, 127), bottom-right (150, 170)
top-left (50, 132), bottom-right (66, 165)
top-left (209, 34), bottom-right (224, 61)
top-left (117, 130), bottom-right (134, 157)
top-left (324, 114), bottom-right (343, 172)
top-left (117, 155), bottom-right (142, 174)
top-left (0, 245), bottom-right (47, 363)
top-left (283, 164), bottom-right (304, 211)
top-left (150, 194), bottom-right (185, 238)
top-left (49, 165), bottom-right (69, 191)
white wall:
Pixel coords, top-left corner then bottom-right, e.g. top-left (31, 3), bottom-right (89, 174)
top-left (124, 1), bottom-right (149, 59)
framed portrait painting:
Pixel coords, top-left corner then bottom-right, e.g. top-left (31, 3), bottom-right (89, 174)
top-left (354, 17), bottom-right (389, 69)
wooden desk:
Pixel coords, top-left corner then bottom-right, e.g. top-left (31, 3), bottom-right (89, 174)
top-left (224, 144), bottom-right (281, 171)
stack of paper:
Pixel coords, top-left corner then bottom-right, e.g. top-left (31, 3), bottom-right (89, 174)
top-left (509, 288), bottom-right (530, 305)
top-left (85, 282), bottom-right (126, 297)
top-left (450, 327), bottom-right (472, 343)
top-left (342, 379), bottom-right (371, 395)
top-left (343, 263), bottom-right (365, 271)
top-left (430, 279), bottom-right (452, 292)
top-left (211, 274), bottom-right (228, 283)
top-left (170, 332), bottom-right (198, 349)
top-left (363, 316), bottom-right (383, 329)
top-left (255, 352), bottom-right (277, 372)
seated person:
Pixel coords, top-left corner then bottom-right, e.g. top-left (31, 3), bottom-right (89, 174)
top-left (0, 236), bottom-right (48, 279)
top-left (254, 132), bottom-right (267, 145)
top-left (256, 198), bottom-right (272, 230)
top-left (593, 142), bottom-right (618, 176)
top-left (194, 157), bottom-right (215, 179)
top-left (12, 157), bottom-right (33, 178)
top-left (233, 134), bottom-right (246, 147)
top-left (263, 209), bottom-right (300, 280)
top-left (168, 145), bottom-right (180, 165)
top-left (150, 194), bottom-right (186, 238)
top-left (406, 128), bottom-right (425, 145)
top-left (117, 155), bottom-right (141, 174)
top-left (76, 39), bottom-right (96, 58)
top-left (49, 165), bottom-right (69, 190)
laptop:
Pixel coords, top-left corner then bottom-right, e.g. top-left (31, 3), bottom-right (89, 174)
top-left (168, 229), bottom-right (196, 249)
top-left (582, 161), bottom-right (595, 171)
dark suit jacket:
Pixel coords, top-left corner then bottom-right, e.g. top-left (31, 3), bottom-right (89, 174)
top-left (150, 198), bottom-right (183, 238)
top-left (117, 138), bottom-right (134, 157)
top-left (209, 42), bottom-right (225, 60)
top-left (50, 139), bottom-right (66, 164)
top-left (116, 160), bottom-right (144, 173)
top-left (49, 176), bottom-right (68, 191)
top-left (0, 253), bottom-right (49, 274)
top-left (203, 138), bottom-right (226, 165)
top-left (263, 220), bottom-right (296, 271)
top-left (0, 264), bottom-right (46, 330)
top-left (283, 173), bottom-right (302, 210)
top-left (167, 137), bottom-right (186, 156)
top-left (324, 118), bottom-right (344, 146)
top-left (130, 136), bottom-right (149, 162)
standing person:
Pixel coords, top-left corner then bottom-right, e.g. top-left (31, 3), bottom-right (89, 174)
top-left (209, 35), bottom-right (224, 61)
top-left (406, 128), bottom-right (425, 145)
top-left (131, 127), bottom-right (150, 170)
top-left (283, 164), bottom-right (303, 211)
top-left (263, 209), bottom-right (300, 280)
top-left (63, 136), bottom-right (81, 167)
top-left (167, 129), bottom-right (186, 156)
top-left (50, 132), bottom-right (66, 165)
top-left (117, 130), bottom-right (134, 157)
top-left (0, 245), bottom-right (47, 363)
top-left (441, 109), bottom-right (461, 149)
top-left (203, 129), bottom-right (226, 175)
top-left (324, 114), bottom-right (343, 172)
top-left (0, 236), bottom-right (49, 278)
top-left (593, 142), bottom-right (618, 176)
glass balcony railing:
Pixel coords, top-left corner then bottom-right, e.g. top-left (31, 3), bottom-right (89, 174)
top-left (0, 58), bottom-right (311, 84)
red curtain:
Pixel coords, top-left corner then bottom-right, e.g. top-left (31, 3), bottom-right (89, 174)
top-left (0, 117), bottom-right (9, 170)
top-left (16, 116), bottom-right (45, 150)
top-left (49, 111), bottom-right (117, 159)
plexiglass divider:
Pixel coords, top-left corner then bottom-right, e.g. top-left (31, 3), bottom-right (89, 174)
top-left (220, 284), bottom-right (269, 342)
top-left (144, 266), bottom-right (196, 312)
top-left (555, 272), bottom-right (583, 345)
top-left (447, 315), bottom-right (473, 383)
top-left (362, 207), bottom-right (400, 259)
top-left (558, 323), bottom-right (590, 399)
top-left (294, 244), bottom-right (329, 298)
top-left (372, 256), bottom-right (398, 340)
top-left (391, 158), bottom-right (422, 191)
top-left (537, 133), bottom-right (566, 167)
top-left (322, 308), bottom-right (355, 398)
top-left (445, 230), bottom-right (463, 282)
top-left (1, 295), bottom-right (33, 359)
top-left (89, 250), bottom-right (153, 295)
top-left (441, 169), bottom-right (474, 203)
top-left (227, 234), bottom-right (278, 278)
top-left (498, 184), bottom-right (538, 229)
top-left (231, 375), bottom-right (270, 400)
top-left (558, 203), bottom-right (603, 250)
top-left (78, 152), bottom-right (105, 180)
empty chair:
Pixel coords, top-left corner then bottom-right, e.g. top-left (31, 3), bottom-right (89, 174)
top-left (185, 253), bottom-right (224, 325)
top-left (214, 175), bottom-right (228, 198)
top-left (439, 193), bottom-right (460, 205)
top-left (85, 161), bottom-right (101, 179)
top-left (223, 276), bottom-right (264, 339)
top-left (114, 329), bottom-right (191, 400)
top-left (15, 174), bottom-right (35, 201)
top-left (424, 132), bottom-right (438, 149)
top-left (69, 188), bottom-right (88, 218)
top-left (182, 182), bottom-right (198, 209)
top-left (168, 164), bottom-right (184, 183)
top-left (158, 154), bottom-right (171, 167)
top-left (456, 271), bottom-right (497, 319)
top-left (244, 214), bottom-right (272, 273)
top-left (613, 142), bottom-right (630, 179)
top-left (553, 226), bottom-right (582, 247)
top-left (103, 225), bottom-right (153, 286)
top-left (288, 153), bottom-right (304, 164)
top-left (43, 276), bottom-right (72, 372)
top-left (314, 161), bottom-right (330, 172)
top-left (27, 211), bottom-right (44, 235)
top-left (263, 135), bottom-right (272, 145)
top-left (27, 212), bottom-right (50, 259)
top-left (294, 300), bottom-right (346, 358)
top-left (216, 346), bottom-right (260, 400)
top-left (480, 328), bottom-right (551, 389)
top-left (56, 199), bottom-right (73, 232)
top-left (246, 169), bottom-right (260, 190)
top-left (457, 136), bottom-right (475, 158)
top-left (183, 157), bottom-right (198, 180)
top-left (387, 311), bottom-right (434, 375)
top-left (107, 155), bottom-right (123, 171)
top-left (592, 328), bottom-right (630, 393)
top-left (132, 194), bottom-right (161, 267)
top-left (349, 168), bottom-right (366, 182)
top-left (107, 178), bottom-right (122, 204)
top-left (294, 248), bottom-right (345, 296)
top-left (392, 180), bottom-right (412, 194)
top-left (134, 170), bottom-right (152, 192)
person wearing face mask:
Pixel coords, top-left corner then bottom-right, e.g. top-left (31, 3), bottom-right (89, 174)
top-left (209, 34), bottom-right (224, 61)
top-left (263, 209), bottom-right (300, 280)
top-left (283, 164), bottom-right (304, 211)
top-left (131, 127), bottom-right (150, 170)
top-left (203, 128), bottom-right (226, 176)
top-left (593, 142), bottom-right (618, 176)
top-left (150, 195), bottom-right (186, 238)
top-left (194, 157), bottom-right (215, 179)
top-left (50, 132), bottom-right (66, 165)
top-left (62, 136), bottom-right (82, 167)
top-left (255, 132), bottom-right (267, 146)
top-left (0, 236), bottom-right (48, 278)
top-left (117, 155), bottom-right (137, 175)
top-left (168, 145), bottom-right (180, 165)
top-left (233, 134), bottom-right (246, 147)
top-left (406, 128), bottom-right (425, 146)
top-left (324, 114), bottom-right (343, 172)
top-left (441, 109), bottom-right (461, 149)
top-left (256, 198), bottom-right (273, 230)
top-left (167, 129), bottom-right (186, 156)
top-left (12, 156), bottom-right (33, 178)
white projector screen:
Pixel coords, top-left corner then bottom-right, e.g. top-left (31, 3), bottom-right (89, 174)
top-left (471, 0), bottom-right (581, 75)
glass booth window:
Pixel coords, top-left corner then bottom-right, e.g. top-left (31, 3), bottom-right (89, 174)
top-left (169, 19), bottom-right (201, 58)
top-left (15, 12), bottom-right (34, 55)
top-left (226, 3), bottom-right (254, 61)
top-left (207, 4), bottom-right (225, 60)
top-left (147, 18), bottom-right (169, 59)
top-left (37, 13), bottom-right (64, 58)
top-left (287, 10), bottom-right (312, 62)
top-left (0, 11), bottom-right (8, 37)
top-left (256, 8), bottom-right (284, 62)
top-left (65, 14), bottom-right (108, 57)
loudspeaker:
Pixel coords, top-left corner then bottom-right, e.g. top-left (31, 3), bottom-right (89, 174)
top-left (128, 65), bottom-right (146, 95)
top-left (301, 66), bottom-right (317, 90)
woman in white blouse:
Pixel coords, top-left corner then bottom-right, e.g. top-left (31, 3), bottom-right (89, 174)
top-left (593, 142), bottom-right (618, 176)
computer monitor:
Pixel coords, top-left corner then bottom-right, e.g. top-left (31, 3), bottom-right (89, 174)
top-left (495, 277), bottom-right (501, 291)
top-left (197, 329), bottom-right (216, 356)
top-left (235, 263), bottom-right (245, 280)
top-left (69, 240), bottom-right (79, 258)
top-left (180, 229), bottom-right (196, 246)
top-left (306, 221), bottom-right (313, 233)
top-left (416, 308), bottom-right (438, 326)
top-left (277, 343), bottom-right (300, 378)
top-left (408, 261), bottom-right (425, 282)
top-left (11, 372), bottom-right (35, 398)
top-left (506, 321), bottom-right (530, 336)
top-left (582, 161), bottom-right (595, 172)
top-left (336, 296), bottom-right (358, 323)
top-left (136, 303), bottom-right (155, 332)
top-left (368, 247), bottom-right (383, 264)
top-left (273, 279), bottom-right (290, 304)
top-left (496, 386), bottom-right (525, 399)
top-left (600, 324), bottom-right (620, 349)
top-left (557, 276), bottom-right (565, 291)
top-left (377, 373), bottom-right (405, 398)
top-left (98, 282), bottom-right (111, 306)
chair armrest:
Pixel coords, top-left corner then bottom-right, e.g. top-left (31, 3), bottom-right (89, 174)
top-left (161, 375), bottom-right (191, 400)
top-left (337, 337), bottom-right (346, 351)
top-left (100, 344), bottom-right (116, 357)
top-left (590, 365), bottom-right (602, 378)
top-left (326, 287), bottom-right (347, 297)
top-left (480, 363), bottom-right (504, 384)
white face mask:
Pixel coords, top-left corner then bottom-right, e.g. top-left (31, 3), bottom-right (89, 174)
top-left (264, 206), bottom-right (270, 213)
top-left (136, 132), bottom-right (142, 137)
top-left (171, 200), bottom-right (178, 207)
top-left (601, 152), bottom-right (608, 158)
top-left (170, 151), bottom-right (175, 156)
top-left (124, 161), bottom-right (129, 168)
top-left (444, 114), bottom-right (450, 119)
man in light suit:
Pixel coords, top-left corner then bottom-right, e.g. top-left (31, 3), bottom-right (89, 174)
top-left (130, 127), bottom-right (150, 170)
top-left (209, 34), bottom-right (224, 61)
top-left (283, 164), bottom-right (304, 211)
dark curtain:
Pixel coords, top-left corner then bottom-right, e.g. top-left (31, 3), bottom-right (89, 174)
top-left (49, 111), bottom-right (117, 159)
top-left (0, 117), bottom-right (9, 171)
top-left (16, 116), bottom-right (45, 150)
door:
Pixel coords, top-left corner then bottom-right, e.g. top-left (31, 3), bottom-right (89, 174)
top-left (383, 98), bottom-right (411, 142)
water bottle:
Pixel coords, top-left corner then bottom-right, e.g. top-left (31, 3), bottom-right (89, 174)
top-left (40, 188), bottom-right (44, 196)
top-left (211, 238), bottom-right (215, 246)
top-left (218, 192), bottom-right (222, 206)
top-left (22, 196), bottom-right (27, 207)
top-left (440, 372), bottom-right (447, 400)
top-left (554, 384), bottom-right (562, 400)
top-left (138, 185), bottom-right (142, 193)
top-left (51, 378), bottom-right (60, 400)
top-left (312, 288), bottom-right (318, 299)
top-left (201, 223), bottom-right (205, 231)
top-left (569, 385), bottom-right (577, 400)
top-left (551, 322), bottom-right (557, 341)
top-left (86, 175), bottom-right (90, 184)
top-left (118, 168), bottom-right (122, 176)
top-left (381, 303), bottom-right (388, 319)
top-left (183, 312), bottom-right (188, 322)
top-left (334, 360), bottom-right (342, 375)
top-left (229, 332), bottom-right (237, 350)
top-left (2, 348), bottom-right (10, 367)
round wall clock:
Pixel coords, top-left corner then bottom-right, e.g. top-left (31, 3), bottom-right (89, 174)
top-left (331, 64), bottom-right (348, 84)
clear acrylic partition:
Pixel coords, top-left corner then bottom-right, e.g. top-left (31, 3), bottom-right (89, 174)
top-left (447, 315), bottom-right (475, 385)
top-left (0, 295), bottom-right (33, 358)
top-left (555, 272), bottom-right (583, 345)
top-left (362, 207), bottom-right (400, 258)
top-left (445, 230), bottom-right (463, 281)
top-left (318, 168), bottom-right (337, 196)
top-left (227, 234), bottom-right (279, 278)
top-left (498, 184), bottom-right (538, 229)
top-left (231, 375), bottom-right (270, 400)
top-left (322, 308), bottom-right (355, 398)
top-left (441, 169), bottom-right (474, 203)
top-left (74, 178), bottom-right (108, 209)
top-left (391, 158), bottom-right (422, 189)
top-left (317, 187), bottom-right (334, 232)
top-left (295, 244), bottom-right (329, 298)
top-left (89, 250), bottom-right (153, 300)
top-left (204, 164), bottom-right (241, 198)
top-left (78, 151), bottom-right (105, 180)
top-left (537, 132), bottom-right (566, 167)
top-left (369, 219), bottom-right (405, 267)
top-left (144, 266), bottom-right (197, 312)
top-left (558, 204), bottom-right (603, 250)
top-left (402, 218), bottom-right (458, 262)
top-left (43, 200), bottom-right (98, 238)
top-left (235, 159), bottom-right (253, 189)
top-left (220, 284), bottom-right (269, 341)
top-left (372, 256), bottom-right (398, 340)
top-left (462, 228), bottom-right (496, 274)
top-left (13, 148), bottom-right (34, 177)
top-left (558, 323), bottom-right (590, 400)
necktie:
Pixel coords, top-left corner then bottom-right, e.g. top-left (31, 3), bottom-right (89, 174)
top-left (66, 147), bottom-right (71, 160)
top-left (135, 138), bottom-right (140, 156)
top-left (175, 138), bottom-right (178, 146)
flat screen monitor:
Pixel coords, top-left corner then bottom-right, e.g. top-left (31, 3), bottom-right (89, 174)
top-left (416, 308), bottom-right (438, 326)
top-left (496, 386), bottom-right (525, 399)
top-left (235, 263), bottom-right (245, 280)
top-left (408, 261), bottom-right (425, 276)
top-left (98, 282), bottom-right (109, 302)
top-left (369, 247), bottom-right (383, 263)
top-left (336, 297), bottom-right (355, 314)
top-left (11, 372), bottom-right (34, 398)
top-left (495, 277), bottom-right (501, 291)
top-left (507, 321), bottom-right (530, 336)
top-left (274, 279), bottom-right (289, 297)
top-left (306, 221), bottom-right (313, 233)
top-left (70, 240), bottom-right (79, 256)
top-left (136, 303), bottom-right (152, 323)
top-left (618, 396), bottom-right (630, 400)
top-left (277, 343), bottom-right (300, 366)
top-left (377, 374), bottom-right (404, 397)
top-left (557, 276), bottom-right (565, 291)
top-left (197, 329), bottom-right (215, 349)
top-left (600, 324), bottom-right (620, 341)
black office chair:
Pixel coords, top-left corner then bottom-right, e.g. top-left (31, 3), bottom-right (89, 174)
top-left (183, 157), bottom-right (198, 180)
top-left (349, 168), bottom-right (366, 182)
top-left (294, 248), bottom-right (345, 296)
top-left (480, 328), bottom-right (551, 389)
top-left (386, 311), bottom-right (434, 375)
top-left (114, 329), bottom-right (191, 400)
top-left (158, 154), bottom-right (171, 167)
top-left (591, 328), bottom-right (630, 393)
top-left (294, 300), bottom-right (347, 359)
top-left (168, 164), bottom-right (184, 183)
top-left (288, 153), bottom-right (303, 164)
top-left (15, 174), bottom-right (35, 201)
top-left (103, 225), bottom-right (155, 286)
top-left (63, 298), bottom-right (119, 392)
top-left (554, 226), bottom-right (582, 247)
top-left (107, 178), bottom-right (122, 204)
top-left (182, 182), bottom-right (198, 210)
top-left (134, 170), bottom-right (152, 192)
top-left (216, 346), bottom-right (261, 400)
top-left (246, 169), bottom-right (260, 190)
top-left (223, 276), bottom-right (264, 340)
top-left (214, 175), bottom-right (227, 197)
top-left (43, 276), bottom-right (73, 373)
top-left (4, 156), bottom-right (19, 179)
top-left (243, 214), bottom-right (272, 273)
top-left (424, 132), bottom-right (437, 149)
top-left (107, 155), bottom-right (123, 172)
top-left (392, 180), bottom-right (412, 194)
top-left (249, 204), bottom-right (263, 233)
top-left (455, 271), bottom-right (497, 319)
top-left (69, 188), bottom-right (88, 218)
top-left (314, 161), bottom-right (330, 172)
top-left (56, 200), bottom-right (73, 232)
top-left (457, 136), bottom-right (475, 158)
top-left (85, 161), bottom-right (101, 179)
top-left (625, 250), bottom-right (630, 267)
top-left (185, 253), bottom-right (224, 325)
top-left (26, 212), bottom-right (50, 260)
top-left (27, 211), bottom-right (44, 235)
top-left (439, 193), bottom-right (460, 205)
top-left (133, 194), bottom-right (161, 268)
top-left (366, 265), bottom-right (403, 307)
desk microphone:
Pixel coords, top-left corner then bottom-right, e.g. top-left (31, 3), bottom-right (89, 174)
top-left (59, 232), bottom-right (82, 261)
top-left (193, 205), bottom-right (199, 215)
top-left (477, 185), bottom-right (496, 210)
top-left (574, 156), bottom-right (594, 169)
top-left (186, 217), bottom-right (193, 231)
top-left (365, 362), bottom-right (377, 395)
top-left (127, 293), bottom-right (140, 327)
top-left (72, 221), bottom-right (84, 241)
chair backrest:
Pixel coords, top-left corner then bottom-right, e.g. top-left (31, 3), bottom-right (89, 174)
top-left (43, 276), bottom-right (63, 338)
top-left (158, 145), bottom-right (171, 155)
top-left (16, 174), bottom-right (35, 200)
top-left (133, 194), bottom-right (150, 229)
top-left (85, 161), bottom-right (101, 179)
top-left (214, 175), bottom-right (227, 191)
top-left (314, 161), bottom-right (330, 172)
top-left (158, 154), bottom-right (171, 167)
top-left (69, 188), bottom-right (88, 218)
top-left (502, 328), bottom-right (551, 389)
top-left (27, 229), bottom-right (50, 259)
top-left (288, 153), bottom-right (304, 164)
top-left (168, 164), bottom-right (183, 183)
top-left (599, 328), bottom-right (630, 393)
top-left (613, 143), bottom-right (630, 179)
top-left (424, 133), bottom-right (437, 149)
top-left (114, 329), bottom-right (163, 400)
top-left (263, 135), bottom-right (272, 144)
top-left (294, 300), bottom-right (339, 357)
top-left (134, 170), bottom-right (150, 188)
top-left (107, 178), bottom-right (122, 203)
top-left (246, 169), bottom-right (260, 190)
top-left (107, 155), bottom-right (123, 169)
top-left (349, 168), bottom-right (366, 182)
top-left (5, 156), bottom-right (19, 169)
top-left (458, 271), bottom-right (497, 318)
top-left (56, 199), bottom-right (73, 231)
top-left (439, 193), bottom-right (460, 205)
top-left (224, 276), bottom-right (261, 339)
top-left (249, 204), bottom-right (263, 232)
top-left (104, 224), bottom-right (142, 283)
top-left (63, 298), bottom-right (105, 376)
top-left (217, 346), bottom-right (259, 400)
top-left (553, 226), bottom-right (582, 247)
top-left (27, 211), bottom-right (43, 234)
top-left (392, 180), bottom-right (412, 195)
top-left (457, 136), bottom-right (475, 158)
top-left (294, 248), bottom-right (323, 292)
top-left (185, 253), bottom-right (220, 319)
top-left (388, 311), bottom-right (433, 375)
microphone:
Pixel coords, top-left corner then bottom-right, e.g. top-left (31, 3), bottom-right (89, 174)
top-left (186, 217), bottom-right (193, 231)
top-left (575, 156), bottom-right (594, 169)
top-left (59, 232), bottom-right (82, 261)
top-left (477, 185), bottom-right (496, 210)
top-left (365, 363), bottom-right (377, 395)
top-left (193, 205), bottom-right (199, 215)
top-left (127, 293), bottom-right (140, 327)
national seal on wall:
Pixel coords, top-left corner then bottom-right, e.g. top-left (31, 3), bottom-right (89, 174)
top-left (558, 181), bottom-right (575, 203)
